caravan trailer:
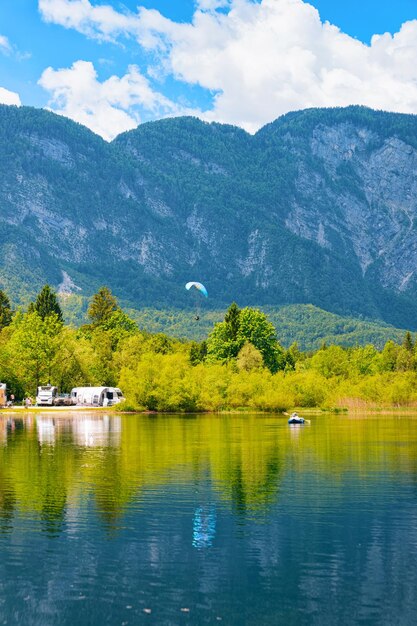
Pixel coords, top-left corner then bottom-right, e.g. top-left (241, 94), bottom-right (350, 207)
top-left (70, 387), bottom-right (125, 407)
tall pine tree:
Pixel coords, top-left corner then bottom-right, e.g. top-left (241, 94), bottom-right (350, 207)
top-left (0, 289), bottom-right (12, 329)
top-left (88, 286), bottom-right (119, 326)
top-left (224, 302), bottom-right (241, 340)
top-left (403, 331), bottom-right (414, 352)
top-left (33, 285), bottom-right (63, 322)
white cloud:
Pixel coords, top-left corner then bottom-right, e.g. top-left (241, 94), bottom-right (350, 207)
top-left (196, 0), bottom-right (231, 11)
top-left (0, 35), bottom-right (11, 54)
top-left (0, 86), bottom-right (21, 106)
top-left (38, 0), bottom-right (417, 132)
top-left (0, 33), bottom-right (31, 61)
top-left (38, 60), bottom-right (179, 140)
top-left (38, 0), bottom-right (133, 40)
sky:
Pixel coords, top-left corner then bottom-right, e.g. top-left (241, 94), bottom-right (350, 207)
top-left (0, 0), bottom-right (417, 140)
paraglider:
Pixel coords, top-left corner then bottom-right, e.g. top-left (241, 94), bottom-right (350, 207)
top-left (185, 281), bottom-right (208, 320)
top-left (185, 282), bottom-right (208, 298)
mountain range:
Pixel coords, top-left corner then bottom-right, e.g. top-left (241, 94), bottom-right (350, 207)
top-left (1, 103), bottom-right (417, 330)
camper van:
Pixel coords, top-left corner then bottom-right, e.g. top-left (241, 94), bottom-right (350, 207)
top-left (36, 385), bottom-right (76, 406)
top-left (0, 383), bottom-right (6, 408)
top-left (70, 387), bottom-right (125, 407)
top-left (36, 385), bottom-right (59, 406)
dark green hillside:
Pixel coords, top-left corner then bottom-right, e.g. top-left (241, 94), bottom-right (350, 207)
top-left (264, 304), bottom-right (407, 351)
top-left (59, 294), bottom-right (408, 351)
top-left (126, 304), bottom-right (407, 351)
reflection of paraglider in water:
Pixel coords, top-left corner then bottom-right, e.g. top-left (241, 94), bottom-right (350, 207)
top-left (185, 282), bottom-right (208, 321)
top-left (192, 506), bottom-right (217, 549)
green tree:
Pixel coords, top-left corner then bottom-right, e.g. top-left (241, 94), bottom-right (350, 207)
top-left (0, 290), bottom-right (12, 330)
top-left (88, 327), bottom-right (117, 386)
top-left (225, 302), bottom-right (240, 340)
top-left (396, 346), bottom-right (414, 372)
top-left (88, 287), bottom-right (119, 326)
top-left (147, 333), bottom-right (179, 355)
top-left (310, 345), bottom-right (349, 378)
top-left (207, 305), bottom-right (285, 372)
top-left (206, 303), bottom-right (243, 362)
top-left (350, 345), bottom-right (379, 376)
top-left (189, 340), bottom-right (207, 365)
top-left (33, 285), bottom-right (63, 322)
top-left (5, 311), bottom-right (63, 394)
top-left (238, 308), bottom-right (285, 372)
top-left (379, 340), bottom-right (399, 372)
top-left (284, 342), bottom-right (301, 371)
top-left (52, 327), bottom-right (98, 392)
top-left (101, 309), bottom-right (138, 349)
top-left (403, 331), bottom-right (414, 352)
top-left (237, 342), bottom-right (263, 372)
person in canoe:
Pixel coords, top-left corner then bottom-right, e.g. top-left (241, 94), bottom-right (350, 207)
top-left (288, 412), bottom-right (305, 424)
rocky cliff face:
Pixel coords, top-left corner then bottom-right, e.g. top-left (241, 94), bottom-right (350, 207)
top-left (1, 104), bottom-right (417, 327)
top-left (287, 123), bottom-right (417, 290)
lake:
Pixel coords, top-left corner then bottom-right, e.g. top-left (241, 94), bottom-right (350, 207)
top-left (0, 412), bottom-right (417, 625)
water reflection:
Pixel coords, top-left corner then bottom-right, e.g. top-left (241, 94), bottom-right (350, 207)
top-left (37, 417), bottom-right (56, 445)
top-left (35, 415), bottom-right (122, 448)
top-left (1, 413), bottom-right (417, 532)
top-left (72, 415), bottom-right (121, 447)
top-left (0, 413), bottom-right (417, 624)
top-left (192, 506), bottom-right (217, 549)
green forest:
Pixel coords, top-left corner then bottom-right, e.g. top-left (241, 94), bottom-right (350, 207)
top-left (1, 284), bottom-right (417, 412)
top-left (61, 295), bottom-right (406, 351)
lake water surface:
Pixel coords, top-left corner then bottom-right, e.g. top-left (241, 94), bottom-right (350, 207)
top-left (0, 412), bottom-right (417, 625)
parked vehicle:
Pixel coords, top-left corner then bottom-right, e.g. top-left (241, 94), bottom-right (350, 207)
top-left (36, 385), bottom-right (59, 406)
top-left (54, 393), bottom-right (76, 406)
top-left (70, 387), bottom-right (125, 407)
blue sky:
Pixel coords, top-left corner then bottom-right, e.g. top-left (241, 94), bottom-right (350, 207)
top-left (0, 0), bottom-right (417, 139)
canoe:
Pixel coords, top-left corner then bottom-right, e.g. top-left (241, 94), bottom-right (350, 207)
top-left (288, 417), bottom-right (305, 424)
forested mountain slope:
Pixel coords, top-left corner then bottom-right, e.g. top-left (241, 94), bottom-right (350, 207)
top-left (1, 104), bottom-right (417, 329)
top-left (126, 304), bottom-right (407, 351)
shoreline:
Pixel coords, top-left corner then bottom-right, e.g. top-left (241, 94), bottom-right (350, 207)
top-left (2, 405), bottom-right (417, 417)
top-left (0, 405), bottom-right (109, 413)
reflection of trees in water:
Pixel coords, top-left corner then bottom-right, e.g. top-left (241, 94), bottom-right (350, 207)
top-left (0, 414), bottom-right (287, 532)
top-left (1, 414), bottom-right (417, 533)
top-left (0, 477), bottom-right (15, 534)
top-left (208, 418), bottom-right (284, 517)
top-left (0, 416), bottom-right (75, 535)
top-left (40, 491), bottom-right (66, 536)
top-left (231, 464), bottom-right (247, 516)
top-left (90, 448), bottom-right (138, 532)
top-left (225, 449), bottom-right (284, 518)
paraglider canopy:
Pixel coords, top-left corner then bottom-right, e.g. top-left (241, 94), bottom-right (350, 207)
top-left (185, 282), bottom-right (208, 298)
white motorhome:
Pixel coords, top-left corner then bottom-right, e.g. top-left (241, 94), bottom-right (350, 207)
top-left (70, 387), bottom-right (125, 407)
top-left (36, 385), bottom-right (59, 406)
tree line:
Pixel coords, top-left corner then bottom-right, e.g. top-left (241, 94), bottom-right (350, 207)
top-left (1, 284), bottom-right (417, 410)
